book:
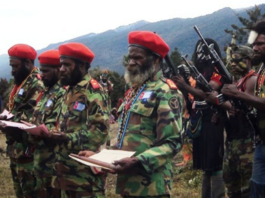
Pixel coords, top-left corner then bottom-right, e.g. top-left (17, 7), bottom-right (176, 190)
top-left (69, 149), bottom-right (136, 170)
top-left (0, 120), bottom-right (49, 136)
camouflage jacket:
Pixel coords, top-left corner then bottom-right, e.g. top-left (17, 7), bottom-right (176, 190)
top-left (30, 83), bottom-right (66, 176)
top-left (115, 70), bottom-right (184, 196)
top-left (52, 74), bottom-right (110, 192)
top-left (6, 67), bottom-right (44, 159)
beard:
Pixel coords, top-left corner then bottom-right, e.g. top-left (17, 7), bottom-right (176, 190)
top-left (43, 73), bottom-right (58, 87)
top-left (124, 58), bottom-right (156, 87)
top-left (252, 53), bottom-right (265, 66)
top-left (60, 65), bottom-right (83, 86)
top-left (13, 63), bottom-right (31, 85)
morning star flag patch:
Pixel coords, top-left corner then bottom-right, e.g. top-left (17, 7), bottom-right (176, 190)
top-left (73, 101), bottom-right (85, 111)
top-left (139, 91), bottom-right (153, 99)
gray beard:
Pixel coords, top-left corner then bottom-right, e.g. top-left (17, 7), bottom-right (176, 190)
top-left (124, 65), bottom-right (156, 87)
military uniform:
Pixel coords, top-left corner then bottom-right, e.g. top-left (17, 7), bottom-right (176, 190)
top-left (6, 67), bottom-right (44, 198)
top-left (115, 70), bottom-right (184, 197)
top-left (30, 83), bottom-right (66, 197)
top-left (223, 70), bottom-right (256, 197)
top-left (52, 74), bottom-right (109, 196)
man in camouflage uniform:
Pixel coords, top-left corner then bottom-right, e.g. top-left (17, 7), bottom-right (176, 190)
top-left (222, 45), bottom-right (257, 198)
top-left (48, 43), bottom-right (109, 198)
top-left (221, 19), bottom-right (265, 197)
top-left (99, 69), bottom-right (113, 146)
top-left (113, 31), bottom-right (184, 197)
top-left (0, 44), bottom-right (44, 198)
top-left (29, 49), bottom-right (66, 198)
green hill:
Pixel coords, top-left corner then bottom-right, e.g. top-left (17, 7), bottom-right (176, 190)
top-left (0, 4), bottom-right (264, 80)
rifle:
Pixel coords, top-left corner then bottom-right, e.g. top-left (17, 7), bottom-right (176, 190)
top-left (193, 25), bottom-right (232, 84)
top-left (182, 54), bottom-right (213, 93)
top-left (164, 54), bottom-right (193, 112)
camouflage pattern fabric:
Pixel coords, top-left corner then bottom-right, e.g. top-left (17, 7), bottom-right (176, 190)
top-left (6, 67), bottom-right (44, 159)
top-left (29, 83), bottom-right (66, 197)
top-left (52, 74), bottom-right (109, 193)
top-left (61, 190), bottom-right (105, 198)
top-left (5, 67), bottom-right (44, 198)
top-left (223, 138), bottom-right (254, 197)
top-left (114, 70), bottom-right (184, 196)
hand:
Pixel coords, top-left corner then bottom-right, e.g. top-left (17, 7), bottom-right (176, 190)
top-left (0, 121), bottom-right (7, 129)
top-left (78, 150), bottom-right (96, 157)
top-left (172, 75), bottom-right (187, 90)
top-left (112, 157), bottom-right (140, 174)
top-left (205, 91), bottom-right (218, 105)
top-left (0, 115), bottom-right (7, 120)
top-left (48, 131), bottom-right (68, 142)
top-left (221, 84), bottom-right (239, 98)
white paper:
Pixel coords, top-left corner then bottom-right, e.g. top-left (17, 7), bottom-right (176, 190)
top-left (69, 149), bottom-right (136, 170)
top-left (0, 120), bottom-right (50, 136)
top-left (0, 120), bottom-right (36, 129)
top-left (0, 109), bottom-right (14, 119)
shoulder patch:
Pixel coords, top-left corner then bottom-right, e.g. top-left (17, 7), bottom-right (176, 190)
top-left (36, 74), bottom-right (42, 80)
top-left (169, 96), bottom-right (179, 109)
top-left (90, 79), bottom-right (100, 89)
top-left (166, 79), bottom-right (178, 90)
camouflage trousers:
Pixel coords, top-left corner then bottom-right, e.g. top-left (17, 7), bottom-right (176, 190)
top-left (61, 190), bottom-right (105, 198)
top-left (122, 195), bottom-right (170, 198)
top-left (223, 138), bottom-right (254, 198)
top-left (10, 158), bottom-right (37, 198)
top-left (35, 175), bottom-right (61, 198)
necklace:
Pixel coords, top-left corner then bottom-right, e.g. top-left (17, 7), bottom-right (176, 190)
top-left (8, 67), bottom-right (37, 112)
top-left (256, 64), bottom-right (265, 97)
top-left (116, 83), bottom-right (147, 148)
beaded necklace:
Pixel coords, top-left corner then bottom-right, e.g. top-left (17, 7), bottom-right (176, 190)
top-left (116, 83), bottom-right (147, 149)
top-left (8, 67), bottom-right (37, 112)
top-left (255, 64), bottom-right (265, 97)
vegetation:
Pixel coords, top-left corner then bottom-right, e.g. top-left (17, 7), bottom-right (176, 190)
top-left (225, 5), bottom-right (265, 44)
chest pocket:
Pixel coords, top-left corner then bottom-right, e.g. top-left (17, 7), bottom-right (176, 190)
top-left (126, 97), bottom-right (156, 136)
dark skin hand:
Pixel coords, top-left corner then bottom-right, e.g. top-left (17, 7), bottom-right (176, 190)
top-left (172, 75), bottom-right (206, 100)
top-left (112, 157), bottom-right (140, 174)
top-left (78, 150), bottom-right (96, 157)
top-left (221, 84), bottom-right (241, 99)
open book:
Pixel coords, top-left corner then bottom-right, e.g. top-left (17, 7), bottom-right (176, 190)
top-left (0, 120), bottom-right (49, 136)
top-left (69, 149), bottom-right (136, 170)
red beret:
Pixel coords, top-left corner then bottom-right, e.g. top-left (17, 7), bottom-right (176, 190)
top-left (58, 42), bottom-right (95, 63)
top-left (128, 31), bottom-right (170, 58)
top-left (8, 44), bottom-right (37, 60)
top-left (38, 50), bottom-right (60, 66)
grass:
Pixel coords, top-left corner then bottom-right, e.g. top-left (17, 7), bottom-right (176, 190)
top-left (0, 124), bottom-right (201, 198)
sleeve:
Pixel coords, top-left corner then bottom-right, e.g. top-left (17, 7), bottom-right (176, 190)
top-left (65, 91), bottom-right (110, 152)
top-left (210, 72), bottom-right (224, 86)
top-left (13, 79), bottom-right (44, 122)
top-left (136, 90), bottom-right (184, 173)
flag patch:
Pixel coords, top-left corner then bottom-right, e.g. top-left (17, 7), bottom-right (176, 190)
top-left (73, 101), bottom-right (85, 111)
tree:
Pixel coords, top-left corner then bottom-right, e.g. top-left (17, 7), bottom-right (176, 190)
top-left (225, 5), bottom-right (265, 44)
top-left (170, 47), bottom-right (182, 66)
top-left (89, 67), bottom-right (126, 109)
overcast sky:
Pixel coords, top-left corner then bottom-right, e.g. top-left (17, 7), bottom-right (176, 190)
top-left (0, 0), bottom-right (264, 55)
